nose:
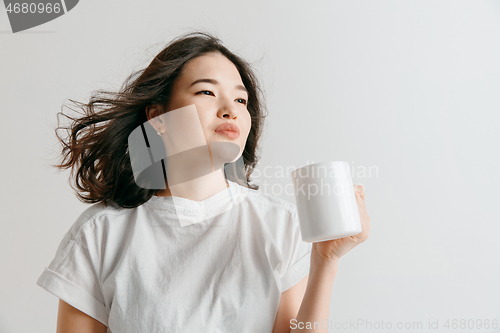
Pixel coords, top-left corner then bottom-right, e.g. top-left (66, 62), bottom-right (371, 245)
top-left (216, 96), bottom-right (237, 120)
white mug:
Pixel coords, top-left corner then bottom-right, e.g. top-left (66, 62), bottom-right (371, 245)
top-left (291, 161), bottom-right (362, 243)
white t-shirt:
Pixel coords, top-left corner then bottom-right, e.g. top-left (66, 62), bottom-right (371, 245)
top-left (36, 179), bottom-right (312, 333)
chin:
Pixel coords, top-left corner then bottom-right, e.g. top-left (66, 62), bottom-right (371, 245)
top-left (207, 141), bottom-right (242, 166)
top-left (229, 148), bottom-right (244, 163)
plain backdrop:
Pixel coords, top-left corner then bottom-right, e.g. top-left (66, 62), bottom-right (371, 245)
top-left (1, 0), bottom-right (499, 332)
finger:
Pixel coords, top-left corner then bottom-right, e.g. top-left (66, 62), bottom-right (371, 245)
top-left (353, 184), bottom-right (369, 226)
top-left (354, 196), bottom-right (371, 239)
top-left (353, 184), bottom-right (366, 202)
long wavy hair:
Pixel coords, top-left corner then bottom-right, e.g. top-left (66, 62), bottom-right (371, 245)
top-left (55, 31), bottom-right (268, 208)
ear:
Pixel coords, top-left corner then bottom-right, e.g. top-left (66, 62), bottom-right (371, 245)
top-left (145, 104), bottom-right (165, 132)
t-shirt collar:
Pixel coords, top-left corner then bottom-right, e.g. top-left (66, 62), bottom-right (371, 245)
top-left (145, 179), bottom-right (249, 227)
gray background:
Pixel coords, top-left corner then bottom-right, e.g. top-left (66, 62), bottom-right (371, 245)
top-left (1, 0), bottom-right (499, 332)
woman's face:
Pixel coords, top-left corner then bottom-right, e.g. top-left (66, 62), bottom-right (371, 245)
top-left (165, 52), bottom-right (252, 157)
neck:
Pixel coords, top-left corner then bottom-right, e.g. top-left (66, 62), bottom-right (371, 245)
top-left (155, 163), bottom-right (229, 202)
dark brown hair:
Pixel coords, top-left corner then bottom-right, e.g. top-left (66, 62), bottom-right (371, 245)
top-left (55, 31), bottom-right (268, 208)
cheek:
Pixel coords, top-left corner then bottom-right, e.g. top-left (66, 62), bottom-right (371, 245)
top-left (240, 116), bottom-right (252, 146)
top-left (243, 112), bottom-right (252, 134)
top-left (195, 113), bottom-right (211, 135)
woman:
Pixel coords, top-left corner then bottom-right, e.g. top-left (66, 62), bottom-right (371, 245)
top-left (37, 31), bottom-right (370, 333)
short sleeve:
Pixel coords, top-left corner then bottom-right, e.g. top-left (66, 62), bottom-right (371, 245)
top-left (36, 232), bottom-right (108, 326)
top-left (279, 209), bottom-right (312, 293)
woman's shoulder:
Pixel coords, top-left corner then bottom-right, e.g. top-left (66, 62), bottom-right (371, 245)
top-left (243, 184), bottom-right (298, 217)
top-left (63, 201), bottom-right (132, 243)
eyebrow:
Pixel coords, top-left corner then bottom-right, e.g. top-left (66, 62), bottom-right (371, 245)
top-left (190, 78), bottom-right (248, 93)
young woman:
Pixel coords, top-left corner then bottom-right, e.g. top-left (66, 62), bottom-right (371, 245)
top-left (37, 31), bottom-right (370, 333)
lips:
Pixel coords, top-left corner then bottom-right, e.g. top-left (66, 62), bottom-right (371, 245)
top-left (215, 123), bottom-right (240, 139)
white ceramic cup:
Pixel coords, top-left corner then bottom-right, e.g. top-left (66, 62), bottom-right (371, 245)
top-left (291, 161), bottom-right (362, 243)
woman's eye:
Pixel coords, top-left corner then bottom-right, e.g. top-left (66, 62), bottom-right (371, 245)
top-left (196, 91), bottom-right (246, 105)
top-left (196, 90), bottom-right (214, 96)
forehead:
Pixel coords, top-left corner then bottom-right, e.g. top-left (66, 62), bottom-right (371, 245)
top-left (178, 52), bottom-right (243, 85)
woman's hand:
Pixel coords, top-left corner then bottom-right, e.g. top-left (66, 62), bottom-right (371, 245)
top-left (312, 184), bottom-right (371, 264)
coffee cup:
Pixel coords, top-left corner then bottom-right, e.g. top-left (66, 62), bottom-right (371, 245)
top-left (291, 161), bottom-right (362, 243)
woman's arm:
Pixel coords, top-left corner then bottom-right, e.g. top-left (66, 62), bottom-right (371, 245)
top-left (272, 275), bottom-right (309, 333)
top-left (56, 299), bottom-right (108, 333)
top-left (290, 185), bottom-right (370, 333)
top-left (290, 253), bottom-right (338, 333)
